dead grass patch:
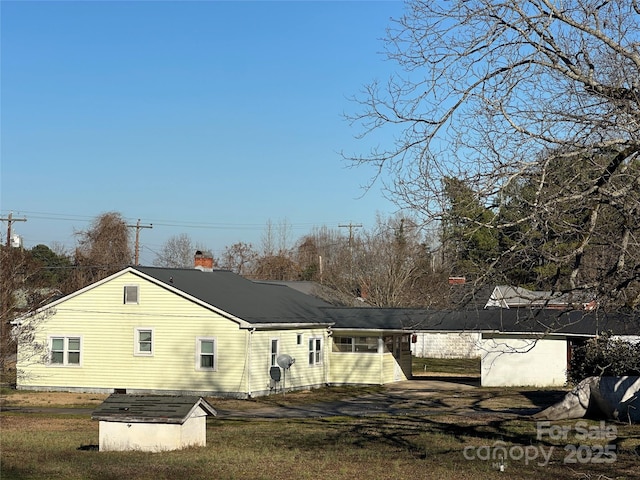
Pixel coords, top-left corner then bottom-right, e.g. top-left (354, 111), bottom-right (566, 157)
top-left (3, 410), bottom-right (639, 480)
top-left (2, 360), bottom-right (637, 479)
top-left (0, 391), bottom-right (108, 408)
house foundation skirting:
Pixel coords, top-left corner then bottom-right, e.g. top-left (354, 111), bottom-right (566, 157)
top-left (16, 383), bottom-right (329, 399)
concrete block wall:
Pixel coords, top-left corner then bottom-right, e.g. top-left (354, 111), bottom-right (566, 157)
top-left (411, 332), bottom-right (482, 359)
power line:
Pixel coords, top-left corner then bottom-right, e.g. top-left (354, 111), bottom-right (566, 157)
top-left (0, 209), bottom-right (347, 231)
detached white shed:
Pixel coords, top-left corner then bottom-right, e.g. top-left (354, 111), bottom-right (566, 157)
top-left (480, 333), bottom-right (570, 387)
top-left (91, 394), bottom-right (217, 452)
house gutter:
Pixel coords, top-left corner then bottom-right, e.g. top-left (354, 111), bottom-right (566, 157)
top-left (379, 336), bottom-right (384, 386)
top-left (330, 328), bottom-right (406, 334)
top-left (325, 327), bottom-right (332, 386)
top-left (247, 328), bottom-right (255, 398)
top-left (482, 330), bottom-right (596, 338)
top-left (241, 322), bottom-right (334, 330)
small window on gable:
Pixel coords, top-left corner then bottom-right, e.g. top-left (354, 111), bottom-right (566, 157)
top-left (124, 285), bottom-right (139, 304)
top-left (297, 333), bottom-right (302, 345)
top-left (135, 328), bottom-right (153, 356)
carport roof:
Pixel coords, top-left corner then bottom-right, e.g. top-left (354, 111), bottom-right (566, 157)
top-left (313, 307), bottom-right (639, 336)
top-left (408, 308), bottom-right (640, 336)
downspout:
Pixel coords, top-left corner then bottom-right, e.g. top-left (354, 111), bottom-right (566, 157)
top-left (379, 336), bottom-right (384, 385)
top-left (247, 328), bottom-right (255, 397)
top-left (325, 327), bottom-right (332, 386)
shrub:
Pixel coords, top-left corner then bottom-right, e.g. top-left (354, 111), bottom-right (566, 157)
top-left (568, 331), bottom-right (640, 384)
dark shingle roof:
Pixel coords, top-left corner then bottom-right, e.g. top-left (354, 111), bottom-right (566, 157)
top-left (132, 266), bottom-right (333, 325)
top-left (408, 308), bottom-right (640, 336)
top-left (131, 267), bottom-right (638, 335)
top-left (257, 280), bottom-right (364, 306)
top-left (91, 394), bottom-right (216, 424)
top-left (324, 308), bottom-right (429, 330)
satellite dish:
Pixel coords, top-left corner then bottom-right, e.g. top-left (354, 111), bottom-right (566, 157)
top-left (276, 354), bottom-right (295, 369)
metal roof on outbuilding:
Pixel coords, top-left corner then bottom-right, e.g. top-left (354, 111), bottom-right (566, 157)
top-left (91, 394), bottom-right (217, 424)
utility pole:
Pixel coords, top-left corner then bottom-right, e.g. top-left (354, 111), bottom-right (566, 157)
top-left (339, 222), bottom-right (362, 251)
top-left (1, 212), bottom-right (27, 248)
top-left (127, 219), bottom-right (152, 266)
top-left (1, 212), bottom-right (27, 374)
top-left (339, 222), bottom-right (362, 286)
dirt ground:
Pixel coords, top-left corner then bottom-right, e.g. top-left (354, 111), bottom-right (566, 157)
top-left (0, 376), bottom-right (567, 420)
top-left (0, 391), bottom-right (108, 408)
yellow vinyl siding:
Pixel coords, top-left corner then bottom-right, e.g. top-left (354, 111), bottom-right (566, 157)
top-left (247, 329), bottom-right (327, 395)
top-left (329, 352), bottom-right (383, 385)
top-left (17, 269), bottom-right (411, 395)
top-left (18, 272), bottom-right (248, 395)
top-left (328, 333), bottom-right (412, 385)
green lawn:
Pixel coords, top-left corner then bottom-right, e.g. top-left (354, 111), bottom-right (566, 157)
top-left (412, 356), bottom-right (481, 376)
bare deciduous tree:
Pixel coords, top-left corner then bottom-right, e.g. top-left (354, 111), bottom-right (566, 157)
top-left (219, 242), bottom-right (258, 275)
top-left (11, 308), bottom-right (54, 384)
top-left (252, 254), bottom-right (300, 281)
top-left (72, 212), bottom-right (132, 288)
top-left (261, 218), bottom-right (292, 257)
top-left (351, 215), bottom-right (443, 307)
top-left (347, 0), bottom-right (640, 308)
top-left (153, 233), bottom-right (201, 268)
top-left (0, 246), bottom-right (57, 383)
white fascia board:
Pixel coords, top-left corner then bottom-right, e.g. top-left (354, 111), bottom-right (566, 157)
top-left (481, 330), bottom-right (594, 338)
top-left (243, 322), bottom-right (334, 330)
top-left (330, 328), bottom-right (408, 334)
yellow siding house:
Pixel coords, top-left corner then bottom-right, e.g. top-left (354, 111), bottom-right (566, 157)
top-left (16, 266), bottom-right (412, 397)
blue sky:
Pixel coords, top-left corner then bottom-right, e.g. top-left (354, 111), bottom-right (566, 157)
top-left (1, 0), bottom-right (406, 265)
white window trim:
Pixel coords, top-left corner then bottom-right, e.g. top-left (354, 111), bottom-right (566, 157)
top-left (134, 327), bottom-right (154, 356)
top-left (308, 337), bottom-right (323, 366)
top-left (48, 335), bottom-right (83, 367)
top-left (124, 285), bottom-right (139, 304)
top-left (270, 338), bottom-right (280, 367)
top-left (334, 336), bottom-right (381, 354)
top-left (195, 337), bottom-right (217, 371)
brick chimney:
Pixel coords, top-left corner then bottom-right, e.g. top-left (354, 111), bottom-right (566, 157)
top-left (194, 250), bottom-right (214, 272)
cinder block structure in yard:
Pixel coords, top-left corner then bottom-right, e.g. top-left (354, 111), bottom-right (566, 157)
top-left (91, 394), bottom-right (217, 452)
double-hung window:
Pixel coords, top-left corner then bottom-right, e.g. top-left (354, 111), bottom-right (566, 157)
top-left (50, 336), bottom-right (81, 366)
top-left (135, 328), bottom-right (154, 356)
top-left (308, 337), bottom-right (322, 366)
top-left (196, 337), bottom-right (216, 370)
top-left (270, 339), bottom-right (279, 367)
